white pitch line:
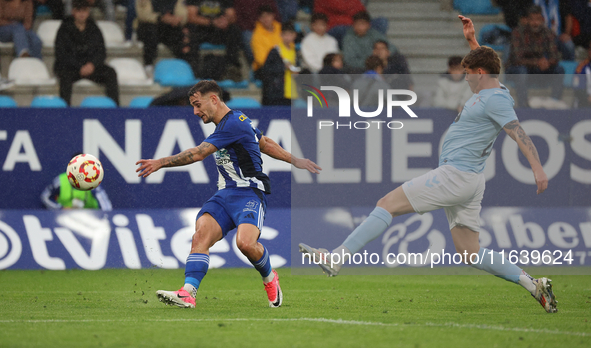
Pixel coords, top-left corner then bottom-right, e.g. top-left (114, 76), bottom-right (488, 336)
top-left (0, 318), bottom-right (588, 337)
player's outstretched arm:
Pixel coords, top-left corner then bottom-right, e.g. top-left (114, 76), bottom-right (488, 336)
top-left (503, 120), bottom-right (548, 194)
top-left (458, 15), bottom-right (480, 50)
top-left (135, 141), bottom-right (218, 178)
top-left (259, 136), bottom-right (322, 174)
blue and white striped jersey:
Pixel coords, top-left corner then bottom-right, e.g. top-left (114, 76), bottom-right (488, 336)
top-left (204, 110), bottom-right (271, 194)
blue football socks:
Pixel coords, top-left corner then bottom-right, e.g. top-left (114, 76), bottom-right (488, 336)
top-left (184, 253), bottom-right (210, 296)
top-left (252, 246), bottom-right (272, 279)
top-left (471, 247), bottom-right (522, 283)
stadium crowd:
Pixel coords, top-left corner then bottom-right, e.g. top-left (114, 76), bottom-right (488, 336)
top-left (0, 0), bottom-right (590, 108)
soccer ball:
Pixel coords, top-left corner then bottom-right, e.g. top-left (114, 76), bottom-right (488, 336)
top-left (66, 154), bottom-right (104, 191)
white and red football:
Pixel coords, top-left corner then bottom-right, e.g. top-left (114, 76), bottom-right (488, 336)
top-left (66, 154), bottom-right (104, 191)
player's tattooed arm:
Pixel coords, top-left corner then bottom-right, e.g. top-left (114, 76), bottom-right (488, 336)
top-left (503, 120), bottom-right (548, 194)
top-left (259, 136), bottom-right (322, 174)
top-left (135, 142), bottom-right (217, 178)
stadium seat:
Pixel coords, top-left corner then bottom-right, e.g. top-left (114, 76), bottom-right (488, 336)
top-left (107, 58), bottom-right (152, 86)
top-left (293, 99), bottom-right (307, 108)
top-left (217, 79), bottom-right (249, 89)
top-left (0, 95), bottom-right (17, 107)
top-left (454, 0), bottom-right (500, 15)
top-left (80, 96), bottom-right (117, 108)
top-left (128, 96), bottom-right (154, 108)
top-left (8, 58), bottom-right (57, 86)
top-left (200, 43), bottom-right (226, 51)
top-left (559, 60), bottom-right (579, 87)
top-left (154, 59), bottom-right (199, 87)
top-left (226, 97), bottom-right (261, 108)
top-left (36, 20), bottom-right (62, 48)
top-left (478, 24), bottom-right (512, 51)
top-left (30, 95), bottom-right (68, 108)
top-left (96, 21), bottom-right (128, 48)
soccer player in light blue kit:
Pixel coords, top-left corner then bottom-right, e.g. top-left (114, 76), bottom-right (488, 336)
top-left (136, 80), bottom-right (321, 308)
top-left (299, 16), bottom-right (557, 313)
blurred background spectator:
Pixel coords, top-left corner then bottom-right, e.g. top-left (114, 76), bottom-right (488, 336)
top-left (313, 0), bottom-right (388, 46)
top-left (259, 21), bottom-right (299, 106)
top-left (233, 0), bottom-right (279, 64)
top-left (505, 5), bottom-right (566, 108)
top-left (570, 0), bottom-right (591, 50)
top-left (372, 39), bottom-right (413, 90)
top-left (251, 5), bottom-right (282, 74)
top-left (533, 0), bottom-right (575, 60)
top-left (433, 56), bottom-right (473, 112)
top-left (54, 0), bottom-right (119, 105)
top-left (574, 43), bottom-right (591, 107)
top-left (33, 0), bottom-right (64, 20)
top-left (301, 13), bottom-right (339, 73)
top-left (350, 55), bottom-right (391, 107)
top-left (136, 0), bottom-right (194, 75)
top-left (342, 11), bottom-right (388, 72)
top-left (65, 0), bottom-right (114, 21)
top-left (186, 0), bottom-right (243, 80)
top-left (0, 0), bottom-right (42, 58)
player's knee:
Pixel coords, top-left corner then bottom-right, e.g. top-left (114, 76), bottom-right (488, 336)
top-left (235, 237), bottom-right (255, 254)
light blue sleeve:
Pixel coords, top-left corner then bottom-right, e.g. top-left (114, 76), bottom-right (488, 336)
top-left (484, 93), bottom-right (518, 128)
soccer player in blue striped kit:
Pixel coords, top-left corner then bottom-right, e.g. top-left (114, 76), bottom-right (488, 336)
top-left (136, 80), bottom-right (321, 308)
top-left (300, 16), bottom-right (558, 313)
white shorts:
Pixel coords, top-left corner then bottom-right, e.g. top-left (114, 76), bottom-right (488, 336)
top-left (401, 165), bottom-right (485, 232)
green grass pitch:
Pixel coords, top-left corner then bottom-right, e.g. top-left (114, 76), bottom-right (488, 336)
top-left (0, 268), bottom-right (590, 347)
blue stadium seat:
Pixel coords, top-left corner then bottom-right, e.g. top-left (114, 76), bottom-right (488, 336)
top-left (200, 43), bottom-right (226, 51)
top-left (293, 99), bottom-right (307, 108)
top-left (478, 24), bottom-right (512, 51)
top-left (80, 96), bottom-right (117, 108)
top-left (226, 97), bottom-right (261, 108)
top-left (559, 60), bottom-right (579, 87)
top-left (30, 95), bottom-right (67, 108)
top-left (218, 79), bottom-right (249, 89)
top-left (0, 95), bottom-right (17, 107)
top-left (454, 0), bottom-right (500, 15)
top-left (128, 96), bottom-right (154, 108)
top-left (154, 59), bottom-right (200, 87)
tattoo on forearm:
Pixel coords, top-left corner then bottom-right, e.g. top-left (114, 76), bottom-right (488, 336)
top-left (505, 121), bottom-right (541, 164)
top-left (162, 143), bottom-right (211, 167)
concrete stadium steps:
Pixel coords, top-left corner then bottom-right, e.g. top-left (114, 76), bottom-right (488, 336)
top-left (367, 0), bottom-right (506, 74)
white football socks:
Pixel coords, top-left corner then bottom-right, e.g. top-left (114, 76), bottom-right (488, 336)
top-left (262, 270), bottom-right (275, 284)
top-left (183, 284), bottom-right (197, 298)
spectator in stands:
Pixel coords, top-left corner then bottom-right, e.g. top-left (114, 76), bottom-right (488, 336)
top-left (41, 154), bottom-right (112, 211)
top-left (301, 13), bottom-right (339, 73)
top-left (351, 55), bottom-right (391, 107)
top-left (372, 39), bottom-right (413, 90)
top-left (33, 0), bottom-right (64, 20)
top-left (496, 0), bottom-right (532, 29)
top-left (314, 0), bottom-right (388, 45)
top-left (0, 0), bottom-right (42, 58)
top-left (533, 0), bottom-right (575, 60)
top-left (275, 0), bottom-right (297, 23)
top-left (54, 0), bottom-right (119, 106)
top-left (319, 53), bottom-right (344, 74)
top-left (136, 0), bottom-right (196, 75)
top-left (259, 21), bottom-right (299, 105)
top-left (433, 56), bottom-right (474, 112)
top-left (65, 0), bottom-right (114, 21)
top-left (186, 0), bottom-right (243, 79)
top-left (506, 5), bottom-right (566, 108)
top-left (570, 0), bottom-right (591, 50)
top-left (342, 11), bottom-right (388, 72)
top-left (574, 43), bottom-right (591, 107)
top-left (233, 0), bottom-right (279, 64)
top-left (251, 5), bottom-right (282, 73)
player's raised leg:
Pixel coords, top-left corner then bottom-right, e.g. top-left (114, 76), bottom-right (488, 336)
top-left (299, 186), bottom-right (414, 276)
top-left (156, 213), bottom-right (222, 308)
top-left (451, 225), bottom-right (557, 313)
top-left (236, 223), bottom-right (283, 307)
